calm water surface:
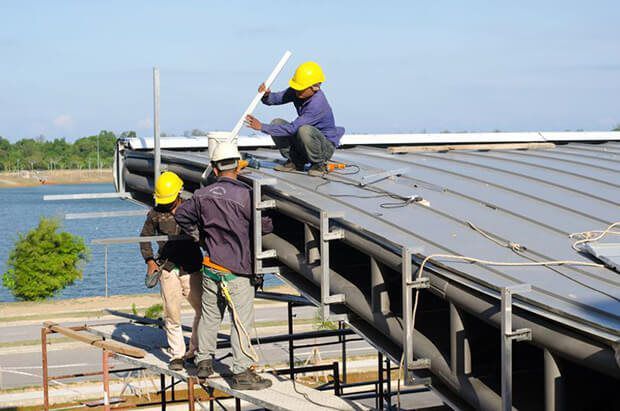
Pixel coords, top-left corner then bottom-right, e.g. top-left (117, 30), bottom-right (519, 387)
top-left (0, 183), bottom-right (279, 302)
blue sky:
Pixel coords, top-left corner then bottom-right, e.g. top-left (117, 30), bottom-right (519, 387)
top-left (0, 1), bottom-right (618, 141)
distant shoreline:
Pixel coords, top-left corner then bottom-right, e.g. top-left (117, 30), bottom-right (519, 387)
top-left (0, 168), bottom-right (112, 188)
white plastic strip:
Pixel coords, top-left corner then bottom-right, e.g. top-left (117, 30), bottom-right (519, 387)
top-left (227, 50), bottom-right (292, 142)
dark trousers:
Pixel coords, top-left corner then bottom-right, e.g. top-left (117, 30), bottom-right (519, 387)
top-left (268, 118), bottom-right (335, 167)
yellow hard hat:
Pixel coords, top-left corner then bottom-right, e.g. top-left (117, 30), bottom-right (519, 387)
top-left (289, 61), bottom-right (325, 91)
top-left (154, 171), bottom-right (183, 205)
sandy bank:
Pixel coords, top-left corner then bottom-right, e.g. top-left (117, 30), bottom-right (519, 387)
top-left (0, 168), bottom-right (112, 188)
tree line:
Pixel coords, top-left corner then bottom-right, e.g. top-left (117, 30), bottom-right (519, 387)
top-left (0, 130), bottom-right (137, 172)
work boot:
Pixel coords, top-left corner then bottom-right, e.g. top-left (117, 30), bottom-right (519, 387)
top-left (273, 161), bottom-right (299, 172)
top-left (168, 358), bottom-right (184, 371)
top-left (230, 369), bottom-right (272, 390)
top-left (307, 163), bottom-right (327, 177)
top-left (196, 359), bottom-right (214, 379)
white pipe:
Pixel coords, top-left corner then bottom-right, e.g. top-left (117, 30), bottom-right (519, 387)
top-left (227, 50), bottom-right (292, 143)
top-left (153, 67), bottom-right (161, 183)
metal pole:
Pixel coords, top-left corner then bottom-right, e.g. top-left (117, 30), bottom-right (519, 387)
top-left (104, 246), bottom-right (109, 298)
top-left (102, 350), bottom-right (111, 411)
top-left (544, 349), bottom-right (564, 411)
top-left (450, 303), bottom-right (471, 376)
top-left (378, 352), bottom-right (384, 411)
top-left (41, 328), bottom-right (50, 411)
top-left (385, 356), bottom-right (392, 409)
top-left (501, 288), bottom-right (512, 411)
top-left (187, 377), bottom-right (196, 411)
top-left (153, 66), bottom-right (161, 183)
top-left (160, 374), bottom-right (166, 410)
top-left (340, 321), bottom-right (347, 384)
top-left (288, 301), bottom-right (295, 380)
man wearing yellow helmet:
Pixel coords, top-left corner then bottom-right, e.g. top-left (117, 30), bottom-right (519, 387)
top-left (140, 171), bottom-right (203, 371)
top-left (245, 61), bottom-right (345, 176)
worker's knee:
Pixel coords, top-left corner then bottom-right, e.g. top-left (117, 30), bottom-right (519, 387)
top-left (297, 124), bottom-right (317, 144)
top-left (270, 118), bottom-right (288, 126)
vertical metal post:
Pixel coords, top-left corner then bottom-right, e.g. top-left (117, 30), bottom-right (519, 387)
top-left (171, 377), bottom-right (175, 401)
top-left (450, 303), bottom-right (471, 376)
top-left (187, 377), bottom-right (196, 411)
top-left (370, 257), bottom-right (389, 313)
top-left (319, 211), bottom-right (345, 321)
top-left (544, 349), bottom-right (564, 411)
top-left (386, 356), bottom-right (392, 409)
top-left (288, 301), bottom-right (295, 381)
top-left (102, 350), bottom-right (111, 411)
top-left (104, 246), bottom-right (109, 298)
top-left (160, 374), bottom-right (166, 410)
top-left (340, 321), bottom-right (347, 384)
top-left (153, 67), bottom-right (161, 183)
top-left (378, 352), bottom-right (384, 411)
top-left (41, 328), bottom-right (50, 411)
top-left (252, 178), bottom-right (278, 275)
top-left (501, 284), bottom-right (532, 411)
top-left (235, 398), bottom-right (241, 410)
top-left (401, 247), bottom-right (414, 385)
top-left (333, 361), bottom-right (341, 396)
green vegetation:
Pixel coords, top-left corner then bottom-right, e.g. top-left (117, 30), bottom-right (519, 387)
top-left (2, 217), bottom-right (90, 300)
top-left (144, 303), bottom-right (164, 319)
top-left (0, 130), bottom-right (136, 171)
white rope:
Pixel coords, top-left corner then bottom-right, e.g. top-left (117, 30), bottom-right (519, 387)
top-left (570, 222), bottom-right (620, 252)
top-left (219, 280), bottom-right (260, 364)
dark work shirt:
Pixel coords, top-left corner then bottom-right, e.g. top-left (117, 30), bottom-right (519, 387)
top-left (174, 177), bottom-right (273, 275)
top-left (260, 88), bottom-right (345, 146)
top-left (139, 201), bottom-right (203, 275)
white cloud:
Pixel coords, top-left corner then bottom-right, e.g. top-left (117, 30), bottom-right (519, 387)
top-left (53, 114), bottom-right (74, 129)
top-left (138, 117), bottom-right (152, 129)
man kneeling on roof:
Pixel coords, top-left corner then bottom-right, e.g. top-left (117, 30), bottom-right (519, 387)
top-left (175, 142), bottom-right (273, 390)
top-left (140, 171), bottom-right (203, 371)
top-left (245, 61), bottom-right (345, 176)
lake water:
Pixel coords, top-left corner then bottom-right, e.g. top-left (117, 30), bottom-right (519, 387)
top-left (0, 183), bottom-right (280, 302)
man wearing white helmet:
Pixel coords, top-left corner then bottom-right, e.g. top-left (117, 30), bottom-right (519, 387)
top-left (175, 142), bottom-right (273, 390)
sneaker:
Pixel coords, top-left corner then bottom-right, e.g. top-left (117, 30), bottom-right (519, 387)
top-left (307, 163), bottom-right (327, 177)
top-left (230, 369), bottom-right (272, 390)
top-left (196, 359), bottom-right (214, 379)
top-left (168, 358), bottom-right (184, 371)
top-left (273, 161), bottom-right (299, 172)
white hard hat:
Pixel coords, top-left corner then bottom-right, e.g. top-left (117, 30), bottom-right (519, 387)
top-left (211, 142), bottom-right (241, 170)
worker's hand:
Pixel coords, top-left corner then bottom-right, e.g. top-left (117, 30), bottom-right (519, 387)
top-left (245, 114), bottom-right (262, 131)
top-left (258, 83), bottom-right (270, 95)
top-left (146, 260), bottom-right (158, 275)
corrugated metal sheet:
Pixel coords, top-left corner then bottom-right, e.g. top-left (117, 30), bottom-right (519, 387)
top-left (240, 143), bottom-right (620, 342)
top-left (585, 243), bottom-right (620, 273)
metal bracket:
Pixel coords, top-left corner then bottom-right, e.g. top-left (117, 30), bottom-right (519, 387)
top-left (401, 246), bottom-right (431, 385)
top-left (320, 211), bottom-right (347, 321)
top-left (360, 167), bottom-right (410, 186)
top-left (252, 178), bottom-right (281, 275)
top-left (501, 283), bottom-right (532, 411)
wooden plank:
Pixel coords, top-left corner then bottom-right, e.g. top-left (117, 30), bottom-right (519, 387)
top-left (387, 142), bottom-right (556, 154)
top-left (43, 322), bottom-right (145, 358)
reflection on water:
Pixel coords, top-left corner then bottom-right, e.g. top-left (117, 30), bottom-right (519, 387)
top-left (0, 183), bottom-right (280, 302)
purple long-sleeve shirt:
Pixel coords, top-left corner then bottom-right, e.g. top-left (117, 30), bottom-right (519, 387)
top-left (260, 88), bottom-right (345, 146)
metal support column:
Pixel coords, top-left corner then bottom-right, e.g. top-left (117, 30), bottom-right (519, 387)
top-left (153, 67), bottom-right (161, 183)
top-left (187, 377), bottom-right (196, 411)
top-left (102, 350), bottom-right (111, 411)
top-left (450, 302), bottom-right (471, 376)
top-left (288, 301), bottom-right (295, 381)
top-left (41, 328), bottom-right (49, 411)
top-left (304, 223), bottom-right (320, 265)
top-left (253, 178), bottom-right (279, 275)
top-left (370, 257), bottom-right (390, 313)
top-left (385, 356), bottom-right (392, 409)
top-left (377, 352), bottom-right (384, 411)
top-left (160, 374), bottom-right (166, 410)
top-left (319, 211), bottom-right (346, 321)
top-left (501, 284), bottom-right (532, 411)
top-left (340, 321), bottom-right (347, 384)
top-left (401, 246), bottom-right (430, 385)
top-left (544, 349), bottom-right (565, 411)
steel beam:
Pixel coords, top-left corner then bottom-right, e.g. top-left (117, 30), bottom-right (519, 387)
top-left (544, 349), bottom-right (565, 411)
top-left (91, 234), bottom-right (190, 245)
top-left (501, 284), bottom-right (532, 411)
top-left (252, 178), bottom-right (279, 274)
top-left (65, 210), bottom-right (148, 220)
top-left (319, 210), bottom-right (346, 321)
top-left (44, 192), bottom-right (132, 201)
top-left (370, 257), bottom-right (390, 313)
top-left (450, 303), bottom-right (471, 376)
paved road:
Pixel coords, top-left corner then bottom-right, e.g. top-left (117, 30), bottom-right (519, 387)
top-left (0, 304), bottom-right (373, 390)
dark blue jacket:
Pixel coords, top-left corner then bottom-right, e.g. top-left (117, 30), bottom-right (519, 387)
top-left (174, 177), bottom-right (273, 275)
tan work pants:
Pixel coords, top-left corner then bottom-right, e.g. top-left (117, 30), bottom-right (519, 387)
top-left (159, 269), bottom-right (202, 359)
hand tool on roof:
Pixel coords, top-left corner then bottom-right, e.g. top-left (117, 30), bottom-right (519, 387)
top-left (226, 50), bottom-right (292, 144)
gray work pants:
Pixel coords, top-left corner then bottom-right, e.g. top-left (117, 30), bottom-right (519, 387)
top-left (269, 118), bottom-right (335, 167)
top-left (195, 273), bottom-right (255, 374)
